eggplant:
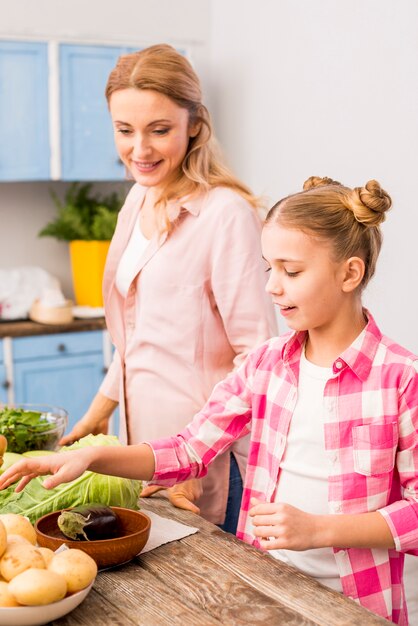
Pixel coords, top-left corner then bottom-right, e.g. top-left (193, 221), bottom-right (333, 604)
top-left (57, 503), bottom-right (119, 541)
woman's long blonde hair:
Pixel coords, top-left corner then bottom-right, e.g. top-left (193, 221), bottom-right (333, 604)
top-left (106, 44), bottom-right (259, 231)
top-left (265, 176), bottom-right (392, 289)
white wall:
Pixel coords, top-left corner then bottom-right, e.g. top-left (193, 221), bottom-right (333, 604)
top-left (1, 0), bottom-right (417, 355)
top-left (0, 0), bottom-right (211, 299)
top-left (210, 0), bottom-right (418, 353)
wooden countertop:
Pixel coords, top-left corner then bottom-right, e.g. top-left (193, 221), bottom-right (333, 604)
top-left (0, 318), bottom-right (107, 338)
top-left (50, 497), bottom-right (389, 625)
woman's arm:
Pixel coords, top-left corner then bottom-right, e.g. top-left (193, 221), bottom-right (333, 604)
top-left (59, 349), bottom-right (121, 445)
top-left (210, 200), bottom-right (277, 368)
top-left (59, 391), bottom-right (118, 445)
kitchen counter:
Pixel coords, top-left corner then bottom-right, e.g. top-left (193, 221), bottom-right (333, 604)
top-left (0, 317), bottom-right (107, 338)
top-left (49, 497), bottom-right (389, 625)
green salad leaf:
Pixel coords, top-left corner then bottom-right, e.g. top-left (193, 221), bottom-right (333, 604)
top-left (0, 434), bottom-right (142, 523)
top-left (0, 406), bottom-right (61, 454)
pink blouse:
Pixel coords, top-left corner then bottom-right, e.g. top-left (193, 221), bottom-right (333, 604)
top-left (100, 183), bottom-right (277, 523)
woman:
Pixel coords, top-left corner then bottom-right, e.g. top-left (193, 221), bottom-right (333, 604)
top-left (61, 44), bottom-right (277, 532)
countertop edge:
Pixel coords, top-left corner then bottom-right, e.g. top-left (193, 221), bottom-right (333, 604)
top-left (0, 318), bottom-right (107, 338)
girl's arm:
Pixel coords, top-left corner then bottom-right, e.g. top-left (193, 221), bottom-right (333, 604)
top-left (249, 500), bottom-right (395, 550)
top-left (0, 443), bottom-right (155, 493)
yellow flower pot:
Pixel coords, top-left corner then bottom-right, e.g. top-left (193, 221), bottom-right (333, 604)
top-left (69, 240), bottom-right (110, 307)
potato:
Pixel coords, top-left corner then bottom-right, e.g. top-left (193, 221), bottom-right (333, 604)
top-left (0, 435), bottom-right (7, 466)
top-left (0, 514), bottom-right (36, 544)
top-left (0, 544), bottom-right (45, 581)
top-left (6, 533), bottom-right (31, 547)
top-left (9, 568), bottom-right (67, 606)
top-left (0, 521), bottom-right (6, 559)
top-left (37, 547), bottom-right (55, 567)
top-left (0, 580), bottom-right (20, 607)
top-left (49, 549), bottom-right (97, 593)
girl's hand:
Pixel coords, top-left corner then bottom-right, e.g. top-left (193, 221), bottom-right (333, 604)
top-left (249, 498), bottom-right (321, 551)
top-left (0, 449), bottom-right (94, 493)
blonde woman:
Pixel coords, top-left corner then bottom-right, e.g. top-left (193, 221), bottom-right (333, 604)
top-left (60, 44), bottom-right (277, 532)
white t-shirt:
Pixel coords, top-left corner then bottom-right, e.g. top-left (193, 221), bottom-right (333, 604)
top-left (115, 215), bottom-right (150, 298)
top-left (270, 348), bottom-right (342, 592)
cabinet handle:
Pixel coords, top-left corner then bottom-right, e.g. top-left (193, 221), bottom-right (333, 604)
top-left (1, 380), bottom-right (10, 390)
top-left (57, 343), bottom-right (67, 353)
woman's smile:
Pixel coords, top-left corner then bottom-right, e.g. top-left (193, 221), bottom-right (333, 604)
top-left (110, 88), bottom-right (193, 192)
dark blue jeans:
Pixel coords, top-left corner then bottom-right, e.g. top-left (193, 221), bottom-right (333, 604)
top-left (218, 452), bottom-right (243, 535)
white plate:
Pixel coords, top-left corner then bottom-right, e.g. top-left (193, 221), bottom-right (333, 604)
top-left (72, 306), bottom-right (105, 319)
top-left (0, 581), bottom-right (94, 626)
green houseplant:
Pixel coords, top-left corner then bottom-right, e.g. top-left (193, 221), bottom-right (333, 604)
top-left (39, 183), bottom-right (122, 307)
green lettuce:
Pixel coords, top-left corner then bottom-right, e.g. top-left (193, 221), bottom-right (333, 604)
top-left (0, 434), bottom-right (142, 523)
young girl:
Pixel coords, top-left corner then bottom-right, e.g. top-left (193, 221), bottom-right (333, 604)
top-left (1, 176), bottom-right (417, 624)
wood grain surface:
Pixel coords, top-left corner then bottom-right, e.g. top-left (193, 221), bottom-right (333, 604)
top-left (48, 496), bottom-right (391, 625)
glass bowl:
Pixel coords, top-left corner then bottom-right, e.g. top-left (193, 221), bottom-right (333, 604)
top-left (0, 404), bottom-right (68, 454)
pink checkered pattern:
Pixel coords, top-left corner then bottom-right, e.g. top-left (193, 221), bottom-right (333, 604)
top-left (150, 311), bottom-right (418, 624)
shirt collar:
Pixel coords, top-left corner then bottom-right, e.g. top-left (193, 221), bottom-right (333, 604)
top-left (167, 190), bottom-right (209, 220)
top-left (280, 309), bottom-right (382, 381)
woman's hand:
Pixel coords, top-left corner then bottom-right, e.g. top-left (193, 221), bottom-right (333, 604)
top-left (141, 478), bottom-right (203, 515)
top-left (249, 498), bottom-right (322, 551)
top-left (59, 416), bottom-right (109, 446)
top-left (0, 449), bottom-right (94, 493)
top-left (59, 392), bottom-right (117, 446)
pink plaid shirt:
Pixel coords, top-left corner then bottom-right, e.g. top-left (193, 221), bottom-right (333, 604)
top-left (150, 311), bottom-right (418, 624)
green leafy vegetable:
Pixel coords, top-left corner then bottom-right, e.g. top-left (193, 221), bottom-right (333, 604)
top-left (39, 183), bottom-right (123, 241)
top-left (0, 407), bottom-right (63, 454)
top-left (0, 452), bottom-right (25, 474)
top-left (0, 434), bottom-right (142, 523)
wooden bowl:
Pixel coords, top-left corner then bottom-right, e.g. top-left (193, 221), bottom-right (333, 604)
top-left (29, 299), bottom-right (74, 325)
top-left (35, 506), bottom-right (151, 569)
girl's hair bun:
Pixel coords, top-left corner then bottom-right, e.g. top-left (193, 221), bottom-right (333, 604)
top-left (303, 176), bottom-right (342, 190)
top-left (350, 180), bottom-right (392, 226)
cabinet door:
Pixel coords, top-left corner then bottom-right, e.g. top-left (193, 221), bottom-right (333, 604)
top-left (0, 363), bottom-right (7, 404)
top-left (0, 41), bottom-right (50, 181)
top-left (12, 331), bottom-right (105, 432)
top-left (13, 352), bottom-right (104, 433)
top-left (60, 44), bottom-right (128, 181)
top-left (0, 340), bottom-right (9, 404)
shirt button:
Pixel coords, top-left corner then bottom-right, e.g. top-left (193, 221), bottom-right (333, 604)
top-left (335, 361), bottom-right (343, 369)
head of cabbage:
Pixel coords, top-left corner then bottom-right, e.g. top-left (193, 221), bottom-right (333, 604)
top-left (0, 434), bottom-right (142, 523)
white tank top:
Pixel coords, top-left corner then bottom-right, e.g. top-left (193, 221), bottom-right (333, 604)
top-left (270, 348), bottom-right (342, 592)
top-left (115, 215), bottom-right (150, 298)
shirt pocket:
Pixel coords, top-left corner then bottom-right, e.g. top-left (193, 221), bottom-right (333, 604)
top-left (352, 422), bottom-right (398, 476)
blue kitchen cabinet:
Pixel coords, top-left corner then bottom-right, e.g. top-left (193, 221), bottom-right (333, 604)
top-left (12, 331), bottom-right (106, 433)
top-left (60, 44), bottom-right (132, 181)
top-left (0, 341), bottom-right (8, 404)
top-left (0, 365), bottom-right (6, 404)
top-left (0, 40), bottom-right (137, 182)
top-left (0, 41), bottom-right (50, 181)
